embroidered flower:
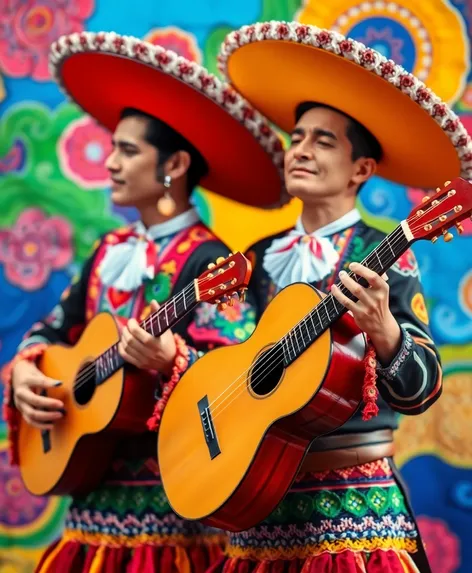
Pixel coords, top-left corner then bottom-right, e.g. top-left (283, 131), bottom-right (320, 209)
top-left (417, 516), bottom-right (460, 573)
top-left (144, 26), bottom-right (201, 63)
top-left (0, 0), bottom-right (94, 81)
top-left (0, 208), bottom-right (73, 290)
top-left (58, 116), bottom-right (113, 189)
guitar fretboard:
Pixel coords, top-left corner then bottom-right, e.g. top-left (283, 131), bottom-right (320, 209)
top-left (94, 283), bottom-right (198, 384)
top-left (280, 224), bottom-right (410, 366)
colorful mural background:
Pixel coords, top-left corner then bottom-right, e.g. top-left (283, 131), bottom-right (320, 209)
top-left (0, 1), bottom-right (470, 571)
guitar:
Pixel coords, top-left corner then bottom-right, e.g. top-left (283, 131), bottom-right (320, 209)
top-left (158, 177), bottom-right (472, 531)
top-left (18, 252), bottom-right (251, 496)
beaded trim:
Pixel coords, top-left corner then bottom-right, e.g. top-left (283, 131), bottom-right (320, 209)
top-left (48, 31), bottom-right (284, 178)
top-left (218, 21), bottom-right (472, 179)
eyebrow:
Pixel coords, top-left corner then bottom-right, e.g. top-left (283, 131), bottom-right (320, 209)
top-left (291, 127), bottom-right (338, 140)
top-left (111, 138), bottom-right (140, 149)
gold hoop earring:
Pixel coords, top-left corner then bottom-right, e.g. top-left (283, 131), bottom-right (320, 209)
top-left (156, 175), bottom-right (175, 216)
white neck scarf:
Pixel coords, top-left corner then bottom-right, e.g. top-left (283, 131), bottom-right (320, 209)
top-left (262, 208), bottom-right (361, 290)
top-left (99, 208), bottom-right (201, 291)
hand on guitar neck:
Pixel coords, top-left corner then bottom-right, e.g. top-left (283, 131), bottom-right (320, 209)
top-left (331, 262), bottom-right (401, 366)
top-left (118, 300), bottom-right (176, 376)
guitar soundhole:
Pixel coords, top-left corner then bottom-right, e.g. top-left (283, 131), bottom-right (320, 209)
top-left (73, 361), bottom-right (96, 406)
top-left (250, 346), bottom-right (285, 397)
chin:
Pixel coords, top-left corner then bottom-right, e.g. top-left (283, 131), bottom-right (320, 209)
top-left (286, 181), bottom-right (325, 201)
top-left (110, 190), bottom-right (135, 207)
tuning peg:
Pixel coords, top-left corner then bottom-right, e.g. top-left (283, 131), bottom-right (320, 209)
top-left (435, 187), bottom-right (441, 193)
top-left (431, 236), bottom-right (439, 243)
top-left (208, 262), bottom-right (216, 270)
top-left (443, 180), bottom-right (451, 186)
top-left (216, 257), bottom-right (225, 264)
top-left (442, 230), bottom-right (453, 242)
top-left (227, 297), bottom-right (235, 307)
top-left (217, 302), bottom-right (227, 311)
top-left (422, 195), bottom-right (431, 203)
top-left (456, 223), bottom-right (464, 234)
top-left (238, 288), bottom-right (247, 302)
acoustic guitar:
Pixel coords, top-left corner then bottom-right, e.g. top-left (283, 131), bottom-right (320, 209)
top-left (18, 252), bottom-right (251, 496)
top-left (158, 178), bottom-right (472, 531)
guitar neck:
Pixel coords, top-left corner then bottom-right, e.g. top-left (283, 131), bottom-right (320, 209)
top-left (281, 223), bottom-right (411, 366)
top-left (95, 281), bottom-right (198, 384)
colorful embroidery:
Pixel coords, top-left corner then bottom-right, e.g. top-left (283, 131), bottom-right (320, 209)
top-left (411, 292), bottom-right (430, 325)
top-left (377, 329), bottom-right (414, 382)
top-left (391, 249), bottom-right (420, 278)
top-left (188, 301), bottom-right (256, 346)
top-left (226, 458), bottom-right (419, 561)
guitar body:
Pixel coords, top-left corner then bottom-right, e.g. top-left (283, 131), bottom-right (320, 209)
top-left (18, 312), bottom-right (156, 496)
top-left (158, 282), bottom-right (367, 531)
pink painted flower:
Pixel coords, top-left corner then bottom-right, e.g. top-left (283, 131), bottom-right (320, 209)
top-left (0, 208), bottom-right (73, 291)
top-left (59, 116), bottom-right (113, 189)
top-left (0, 0), bottom-right (94, 81)
top-left (417, 516), bottom-right (460, 573)
top-left (144, 26), bottom-right (202, 63)
top-left (0, 450), bottom-right (47, 526)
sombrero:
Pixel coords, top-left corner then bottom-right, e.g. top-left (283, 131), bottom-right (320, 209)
top-left (48, 31), bottom-right (285, 207)
top-left (217, 21), bottom-right (472, 189)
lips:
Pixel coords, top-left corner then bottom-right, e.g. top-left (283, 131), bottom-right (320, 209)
top-left (290, 167), bottom-right (317, 175)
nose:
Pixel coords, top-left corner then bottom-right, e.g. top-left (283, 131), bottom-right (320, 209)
top-left (293, 139), bottom-right (313, 162)
top-left (105, 148), bottom-right (120, 173)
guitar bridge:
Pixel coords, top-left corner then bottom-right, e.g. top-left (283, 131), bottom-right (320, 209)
top-left (198, 395), bottom-right (221, 460)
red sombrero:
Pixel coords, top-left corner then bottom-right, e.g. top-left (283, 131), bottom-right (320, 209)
top-left (48, 31), bottom-right (284, 207)
top-left (218, 22), bottom-right (472, 189)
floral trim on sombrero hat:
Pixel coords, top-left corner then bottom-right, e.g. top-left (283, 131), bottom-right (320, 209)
top-left (48, 31), bottom-right (287, 206)
top-left (217, 21), bottom-right (472, 181)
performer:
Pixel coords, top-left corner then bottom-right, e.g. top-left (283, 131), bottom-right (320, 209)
top-left (210, 21), bottom-right (472, 573)
top-left (2, 31), bottom-right (284, 572)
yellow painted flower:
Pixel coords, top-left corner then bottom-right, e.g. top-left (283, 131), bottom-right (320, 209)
top-left (297, 0), bottom-right (469, 105)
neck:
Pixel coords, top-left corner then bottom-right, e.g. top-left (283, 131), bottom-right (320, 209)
top-left (138, 196), bottom-right (192, 228)
top-left (300, 197), bottom-right (356, 234)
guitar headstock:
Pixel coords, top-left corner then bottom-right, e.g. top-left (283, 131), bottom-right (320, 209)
top-left (196, 252), bottom-right (252, 310)
top-left (406, 177), bottom-right (472, 243)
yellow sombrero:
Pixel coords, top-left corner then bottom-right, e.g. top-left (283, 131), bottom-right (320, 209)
top-left (48, 31), bottom-right (285, 207)
top-left (218, 21), bottom-right (472, 189)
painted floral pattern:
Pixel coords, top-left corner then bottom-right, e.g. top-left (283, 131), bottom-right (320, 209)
top-left (417, 516), bottom-right (460, 573)
top-left (0, 208), bottom-right (73, 290)
top-left (59, 116), bottom-right (112, 189)
top-left (144, 26), bottom-right (202, 63)
top-left (0, 0), bottom-right (94, 81)
top-left (0, 450), bottom-right (48, 526)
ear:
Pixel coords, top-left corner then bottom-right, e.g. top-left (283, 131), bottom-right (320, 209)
top-left (163, 151), bottom-right (191, 181)
top-left (351, 157), bottom-right (377, 186)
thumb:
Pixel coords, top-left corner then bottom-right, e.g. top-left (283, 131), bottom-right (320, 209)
top-left (33, 374), bottom-right (63, 389)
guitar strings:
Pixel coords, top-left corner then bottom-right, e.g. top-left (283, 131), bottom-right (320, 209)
top-left (207, 226), bottom-right (408, 419)
top-left (207, 209), bottom-right (446, 420)
top-left (70, 270), bottom-right (242, 391)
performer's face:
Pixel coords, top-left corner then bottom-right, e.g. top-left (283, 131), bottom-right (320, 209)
top-left (284, 106), bottom-right (375, 203)
top-left (105, 115), bottom-right (162, 207)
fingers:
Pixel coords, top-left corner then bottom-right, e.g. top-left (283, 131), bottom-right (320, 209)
top-left (150, 300), bottom-right (160, 312)
top-left (348, 263), bottom-right (387, 289)
top-left (15, 386), bottom-right (64, 410)
top-left (118, 341), bottom-right (152, 369)
top-left (331, 283), bottom-right (355, 311)
top-left (21, 403), bottom-right (64, 425)
top-left (124, 320), bottom-right (155, 347)
top-left (337, 271), bottom-right (370, 305)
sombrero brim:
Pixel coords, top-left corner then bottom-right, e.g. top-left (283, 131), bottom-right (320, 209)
top-left (218, 22), bottom-right (472, 189)
top-left (49, 32), bottom-right (284, 207)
